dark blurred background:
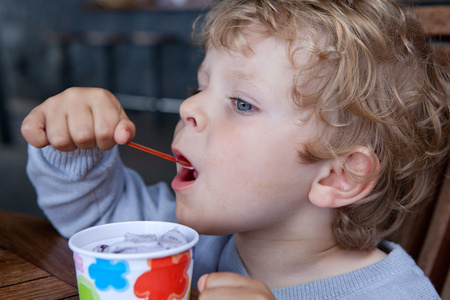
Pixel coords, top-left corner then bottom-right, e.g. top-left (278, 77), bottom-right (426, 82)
top-left (0, 0), bottom-right (448, 217)
top-left (0, 0), bottom-right (206, 217)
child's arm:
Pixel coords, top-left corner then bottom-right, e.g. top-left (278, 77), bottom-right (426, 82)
top-left (22, 88), bottom-right (177, 237)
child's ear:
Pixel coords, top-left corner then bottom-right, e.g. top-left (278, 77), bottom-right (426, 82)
top-left (308, 147), bottom-right (379, 208)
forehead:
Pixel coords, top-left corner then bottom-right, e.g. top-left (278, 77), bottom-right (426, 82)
top-left (199, 35), bottom-right (292, 88)
top-left (199, 33), bottom-right (319, 99)
top-left (204, 19), bottom-right (325, 62)
top-left (201, 33), bottom-right (311, 74)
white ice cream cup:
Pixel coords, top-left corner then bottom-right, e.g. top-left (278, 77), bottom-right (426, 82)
top-left (68, 221), bottom-right (199, 300)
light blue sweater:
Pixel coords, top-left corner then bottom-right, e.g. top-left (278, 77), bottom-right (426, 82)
top-left (27, 145), bottom-right (440, 299)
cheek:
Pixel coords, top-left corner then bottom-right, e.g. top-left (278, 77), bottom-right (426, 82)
top-left (209, 143), bottom-right (302, 202)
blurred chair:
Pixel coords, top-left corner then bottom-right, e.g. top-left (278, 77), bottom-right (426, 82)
top-left (394, 161), bottom-right (449, 298)
top-left (393, 5), bottom-right (450, 297)
top-left (417, 161), bottom-right (450, 298)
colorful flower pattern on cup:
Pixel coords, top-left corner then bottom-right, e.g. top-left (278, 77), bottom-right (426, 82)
top-left (134, 250), bottom-right (191, 299)
top-left (74, 250), bottom-right (192, 300)
top-left (89, 259), bottom-right (130, 291)
top-left (74, 253), bottom-right (84, 273)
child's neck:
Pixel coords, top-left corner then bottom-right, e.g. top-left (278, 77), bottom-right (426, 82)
top-left (234, 211), bottom-right (387, 289)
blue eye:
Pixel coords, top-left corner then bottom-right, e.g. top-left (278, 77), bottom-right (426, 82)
top-left (230, 97), bottom-right (257, 113)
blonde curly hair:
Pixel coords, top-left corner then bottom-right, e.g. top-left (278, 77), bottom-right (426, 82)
top-left (194, 0), bottom-right (450, 250)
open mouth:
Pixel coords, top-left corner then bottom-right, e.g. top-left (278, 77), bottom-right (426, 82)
top-left (172, 151), bottom-right (198, 190)
top-left (178, 165), bottom-right (198, 181)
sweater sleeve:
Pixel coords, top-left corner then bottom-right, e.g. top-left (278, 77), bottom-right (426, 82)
top-left (26, 145), bottom-right (177, 238)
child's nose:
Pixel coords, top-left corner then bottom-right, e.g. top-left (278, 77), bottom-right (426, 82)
top-left (179, 92), bottom-right (208, 132)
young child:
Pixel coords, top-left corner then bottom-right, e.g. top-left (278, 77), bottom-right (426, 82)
top-left (22, 0), bottom-right (449, 299)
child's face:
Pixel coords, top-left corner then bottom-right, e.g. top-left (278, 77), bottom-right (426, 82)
top-left (171, 35), bottom-right (323, 236)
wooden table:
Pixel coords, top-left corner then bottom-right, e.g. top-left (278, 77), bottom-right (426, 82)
top-left (0, 210), bottom-right (199, 300)
top-left (0, 210), bottom-right (77, 299)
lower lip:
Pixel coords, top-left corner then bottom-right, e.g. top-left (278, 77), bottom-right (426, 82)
top-left (171, 169), bottom-right (196, 191)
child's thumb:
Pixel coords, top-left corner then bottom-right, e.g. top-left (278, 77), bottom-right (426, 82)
top-left (114, 118), bottom-right (136, 145)
top-left (197, 274), bottom-right (210, 292)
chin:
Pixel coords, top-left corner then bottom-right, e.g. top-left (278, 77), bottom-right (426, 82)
top-left (175, 210), bottom-right (225, 235)
top-left (175, 202), bottom-right (240, 236)
top-left (175, 205), bottom-right (199, 229)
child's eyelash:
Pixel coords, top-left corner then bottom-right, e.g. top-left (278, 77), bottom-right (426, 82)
top-left (228, 96), bottom-right (258, 114)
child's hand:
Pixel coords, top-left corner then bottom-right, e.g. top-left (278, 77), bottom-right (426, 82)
top-left (197, 272), bottom-right (275, 300)
top-left (21, 87), bottom-right (135, 151)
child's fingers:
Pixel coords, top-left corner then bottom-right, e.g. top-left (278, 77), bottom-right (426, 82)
top-left (67, 103), bottom-right (95, 149)
top-left (199, 286), bottom-right (256, 300)
top-left (91, 99), bottom-right (134, 149)
top-left (199, 272), bottom-right (251, 290)
top-left (22, 87), bottom-right (133, 151)
top-left (197, 274), bottom-right (209, 292)
top-left (21, 106), bottom-right (50, 148)
top-left (114, 108), bottom-right (136, 145)
top-left (45, 110), bottom-right (77, 152)
top-left (198, 272), bottom-right (275, 300)
top-left (114, 117), bottom-right (136, 145)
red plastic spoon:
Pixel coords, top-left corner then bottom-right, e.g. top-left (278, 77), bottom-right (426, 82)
top-left (127, 141), bottom-right (194, 169)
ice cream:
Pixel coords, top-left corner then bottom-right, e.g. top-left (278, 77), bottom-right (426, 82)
top-left (93, 229), bottom-right (187, 254)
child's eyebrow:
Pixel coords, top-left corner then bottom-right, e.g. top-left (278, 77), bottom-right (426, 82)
top-left (228, 70), bottom-right (264, 91)
top-left (197, 64), bottom-right (263, 90)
